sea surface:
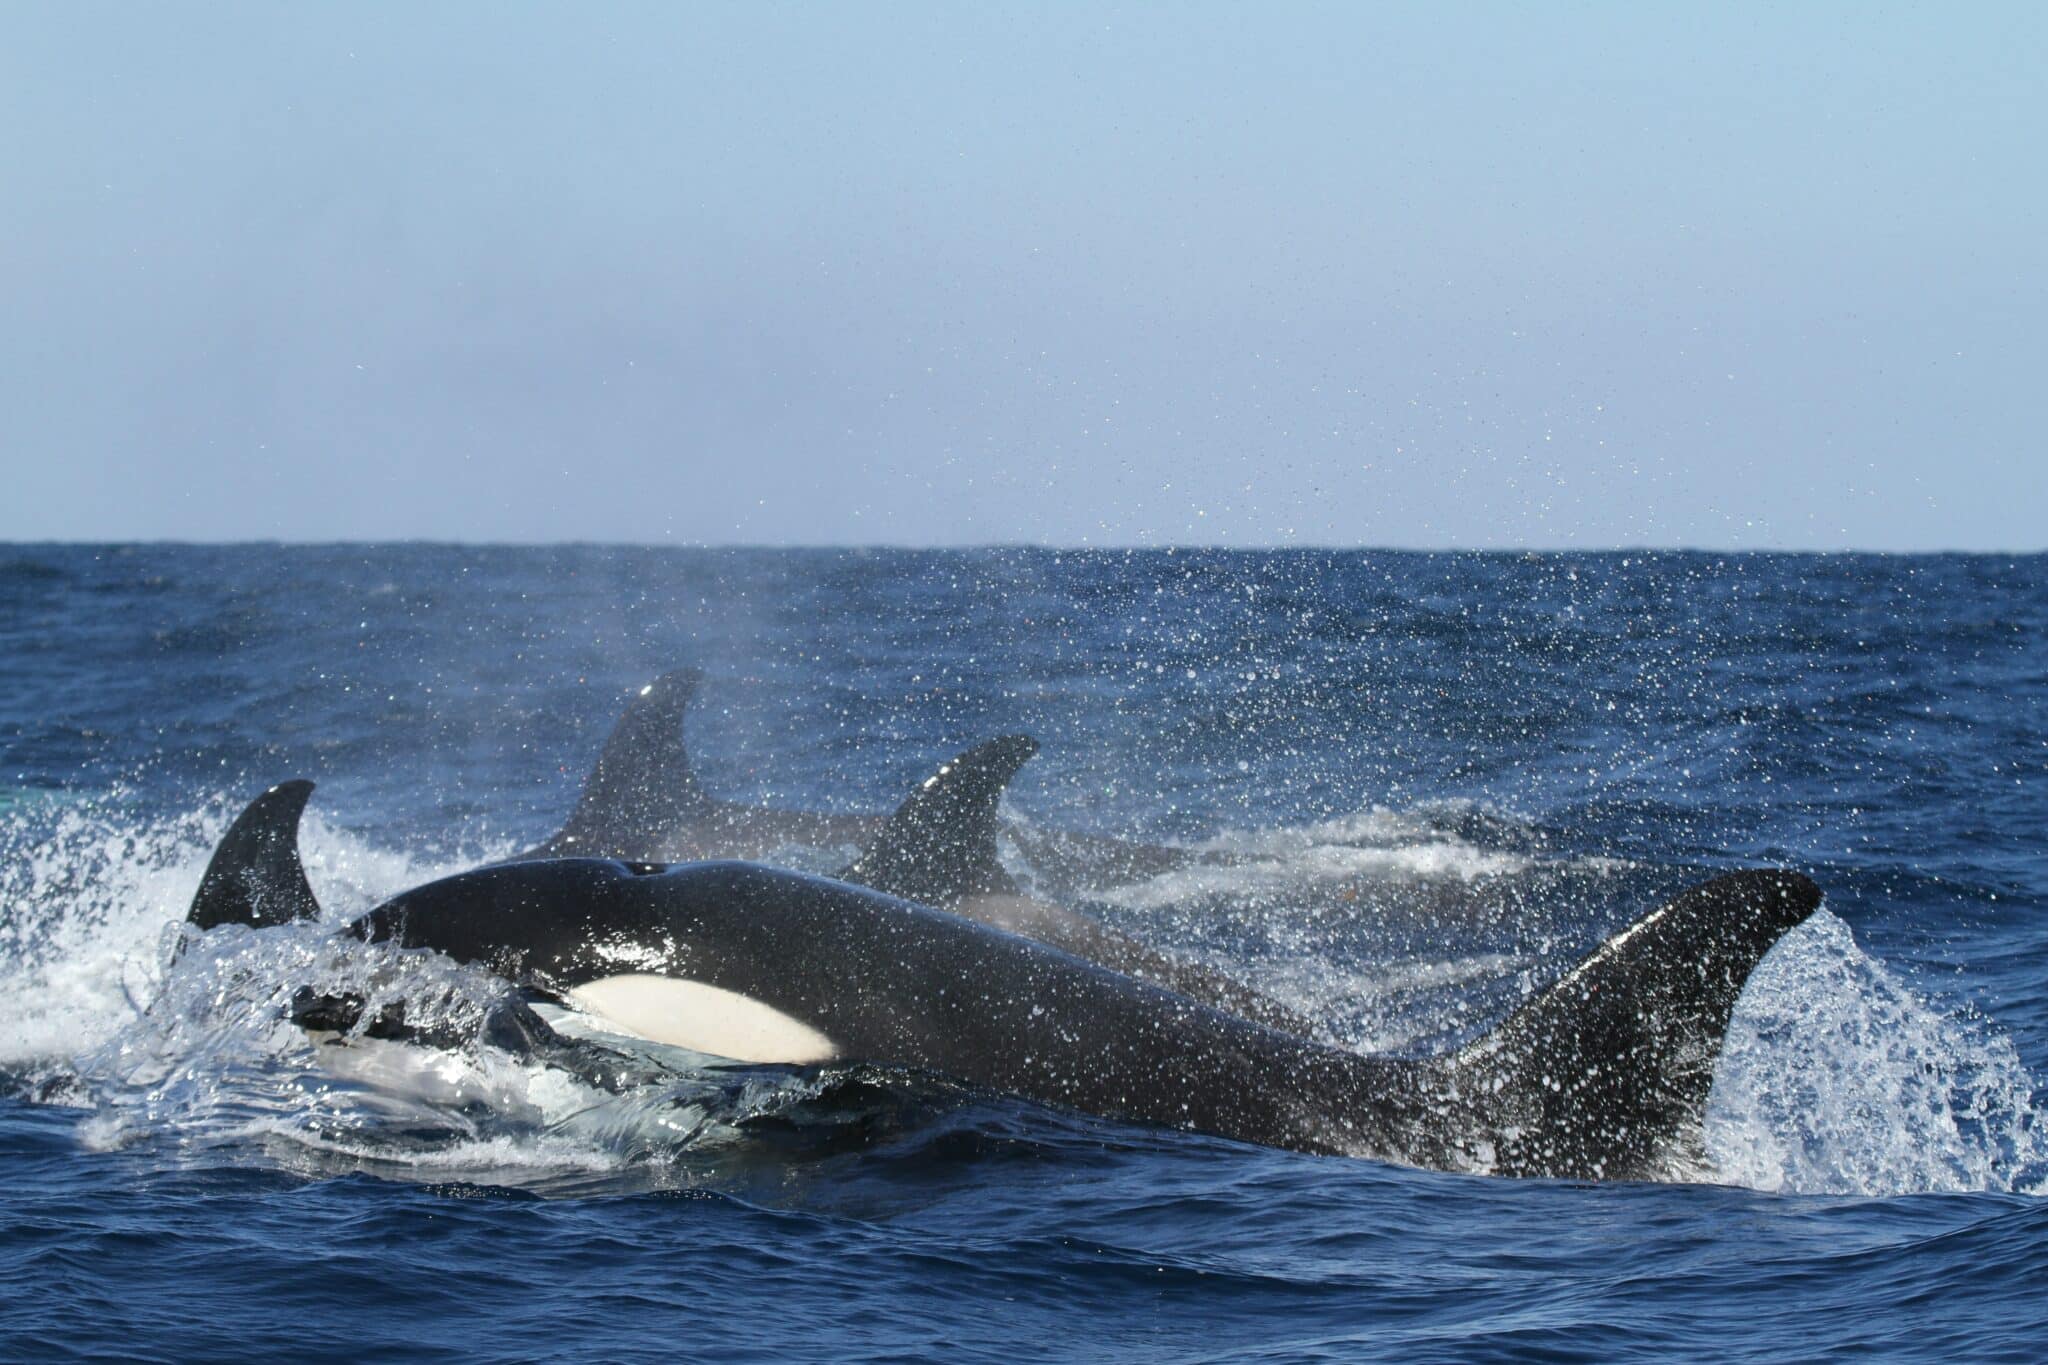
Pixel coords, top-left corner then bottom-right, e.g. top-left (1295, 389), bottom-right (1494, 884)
top-left (2, 544), bottom-right (2044, 1362)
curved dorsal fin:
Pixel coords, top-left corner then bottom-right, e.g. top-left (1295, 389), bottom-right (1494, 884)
top-left (839, 735), bottom-right (1039, 907)
top-left (549, 668), bottom-right (708, 857)
top-left (1451, 868), bottom-right (1822, 1178)
top-left (188, 780), bottom-right (323, 930)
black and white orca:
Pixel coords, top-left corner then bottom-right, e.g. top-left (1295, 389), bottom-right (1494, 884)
top-left (187, 782), bottom-right (1822, 1181)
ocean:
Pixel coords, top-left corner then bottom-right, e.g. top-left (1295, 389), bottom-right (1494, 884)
top-left (3, 544), bottom-right (2043, 1361)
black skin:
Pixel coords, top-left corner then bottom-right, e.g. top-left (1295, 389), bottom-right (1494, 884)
top-left (356, 859), bottom-right (1440, 1162)
top-left (351, 858), bottom-right (1821, 1180)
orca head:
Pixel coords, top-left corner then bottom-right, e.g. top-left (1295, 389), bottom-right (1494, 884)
top-left (354, 857), bottom-right (848, 1065)
top-left (353, 856), bottom-right (658, 986)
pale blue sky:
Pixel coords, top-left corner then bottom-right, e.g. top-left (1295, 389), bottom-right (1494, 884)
top-left (2, 3), bottom-right (2040, 547)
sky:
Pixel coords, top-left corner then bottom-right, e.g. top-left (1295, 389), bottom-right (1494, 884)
top-left (1, 3), bottom-right (2041, 548)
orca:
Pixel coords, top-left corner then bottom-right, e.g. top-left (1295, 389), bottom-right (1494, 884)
top-left (186, 782), bottom-right (1823, 1180)
top-left (527, 669), bottom-right (1205, 891)
top-left (522, 669), bottom-right (885, 863)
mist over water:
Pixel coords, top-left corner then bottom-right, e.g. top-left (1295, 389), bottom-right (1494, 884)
top-left (3, 545), bottom-right (2046, 1358)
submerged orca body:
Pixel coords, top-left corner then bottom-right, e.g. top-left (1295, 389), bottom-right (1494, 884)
top-left (190, 783), bottom-right (1822, 1180)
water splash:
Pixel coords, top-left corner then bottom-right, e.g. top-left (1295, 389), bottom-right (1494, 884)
top-left (1092, 803), bottom-right (1543, 914)
top-left (58, 912), bottom-right (828, 1189)
top-left (1708, 910), bottom-right (2047, 1196)
top-left (0, 790), bottom-right (500, 1068)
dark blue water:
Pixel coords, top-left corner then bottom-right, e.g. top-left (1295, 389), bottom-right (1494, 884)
top-left (3, 545), bottom-right (2044, 1361)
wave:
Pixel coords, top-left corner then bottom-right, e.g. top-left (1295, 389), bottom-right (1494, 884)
top-left (1075, 801), bottom-right (1554, 914)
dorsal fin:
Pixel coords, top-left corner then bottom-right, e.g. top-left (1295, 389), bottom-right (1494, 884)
top-left (838, 735), bottom-right (1039, 907)
top-left (1451, 868), bottom-right (1822, 1179)
top-left (187, 780), bottom-right (323, 930)
top-left (547, 668), bottom-right (708, 857)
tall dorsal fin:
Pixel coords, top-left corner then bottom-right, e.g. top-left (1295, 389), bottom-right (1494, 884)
top-left (1451, 868), bottom-right (1822, 1179)
top-left (838, 735), bottom-right (1039, 907)
top-left (548, 668), bottom-right (708, 857)
top-left (187, 780), bottom-right (323, 930)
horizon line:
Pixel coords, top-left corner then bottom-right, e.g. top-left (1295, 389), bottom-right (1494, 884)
top-left (2, 537), bottom-right (2044, 557)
